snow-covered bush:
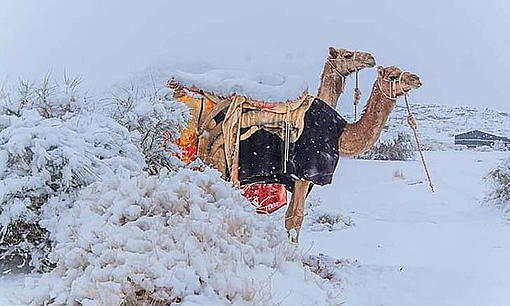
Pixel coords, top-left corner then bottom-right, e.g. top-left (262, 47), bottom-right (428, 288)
top-left (2, 73), bottom-right (90, 119)
top-left (305, 196), bottom-right (353, 232)
top-left (357, 132), bottom-right (416, 161)
top-left (107, 84), bottom-right (191, 174)
top-left (0, 78), bottom-right (145, 272)
top-left (27, 168), bottom-right (337, 305)
top-left (491, 140), bottom-right (509, 151)
top-left (311, 213), bottom-right (354, 232)
top-left (302, 254), bottom-right (359, 289)
top-left (487, 159), bottom-right (510, 213)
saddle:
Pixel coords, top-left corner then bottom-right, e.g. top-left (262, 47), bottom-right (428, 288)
top-left (168, 79), bottom-right (313, 183)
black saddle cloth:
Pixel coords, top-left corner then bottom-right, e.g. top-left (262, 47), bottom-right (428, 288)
top-left (238, 98), bottom-right (347, 191)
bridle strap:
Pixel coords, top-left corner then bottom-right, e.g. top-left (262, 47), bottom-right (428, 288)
top-left (376, 71), bottom-right (410, 101)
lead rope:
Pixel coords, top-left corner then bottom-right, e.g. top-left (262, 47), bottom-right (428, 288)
top-left (403, 93), bottom-right (435, 192)
top-left (283, 103), bottom-right (291, 173)
top-left (353, 69), bottom-right (361, 120)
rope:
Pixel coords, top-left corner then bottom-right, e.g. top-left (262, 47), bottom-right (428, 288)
top-left (353, 69), bottom-right (361, 120)
top-left (327, 59), bottom-right (362, 120)
top-left (404, 93), bottom-right (435, 193)
top-left (283, 103), bottom-right (291, 173)
top-left (377, 77), bottom-right (398, 101)
top-left (377, 71), bottom-right (434, 193)
top-left (326, 60), bottom-right (347, 94)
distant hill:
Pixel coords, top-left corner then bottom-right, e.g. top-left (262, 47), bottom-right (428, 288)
top-left (345, 103), bottom-right (510, 150)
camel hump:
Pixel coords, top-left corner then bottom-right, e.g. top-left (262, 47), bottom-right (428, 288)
top-left (170, 69), bottom-right (308, 103)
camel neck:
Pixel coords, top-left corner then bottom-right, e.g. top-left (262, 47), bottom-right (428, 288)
top-left (317, 60), bottom-right (346, 108)
top-left (339, 80), bottom-right (397, 157)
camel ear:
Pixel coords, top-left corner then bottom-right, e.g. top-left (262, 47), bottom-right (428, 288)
top-left (329, 47), bottom-right (338, 58)
top-left (377, 66), bottom-right (385, 77)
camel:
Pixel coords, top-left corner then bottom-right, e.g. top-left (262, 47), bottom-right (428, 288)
top-left (282, 66), bottom-right (422, 242)
top-left (169, 49), bottom-right (422, 243)
top-left (170, 47), bottom-right (374, 176)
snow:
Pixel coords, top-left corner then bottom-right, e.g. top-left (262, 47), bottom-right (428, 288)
top-left (1, 151), bottom-right (509, 305)
top-left (171, 69), bottom-right (308, 102)
top-left (0, 274), bottom-right (26, 305)
top-left (2, 65), bottom-right (510, 305)
top-left (22, 168), bottom-right (338, 305)
top-left (367, 103), bottom-right (510, 149)
top-left (0, 108), bottom-right (145, 271)
top-left (299, 151), bottom-right (510, 306)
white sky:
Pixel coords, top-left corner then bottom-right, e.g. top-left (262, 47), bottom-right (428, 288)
top-left (1, 0), bottom-right (509, 113)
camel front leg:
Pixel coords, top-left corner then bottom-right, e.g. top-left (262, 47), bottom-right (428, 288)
top-left (285, 180), bottom-right (310, 243)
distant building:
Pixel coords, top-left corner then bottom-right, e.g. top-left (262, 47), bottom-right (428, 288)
top-left (454, 130), bottom-right (510, 148)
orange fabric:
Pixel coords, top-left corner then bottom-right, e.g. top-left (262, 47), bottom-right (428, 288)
top-left (242, 183), bottom-right (287, 214)
top-left (172, 95), bottom-right (216, 164)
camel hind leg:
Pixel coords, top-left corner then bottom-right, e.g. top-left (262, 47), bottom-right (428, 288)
top-left (285, 179), bottom-right (310, 243)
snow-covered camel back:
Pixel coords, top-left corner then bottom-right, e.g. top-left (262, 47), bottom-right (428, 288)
top-left (171, 69), bottom-right (308, 102)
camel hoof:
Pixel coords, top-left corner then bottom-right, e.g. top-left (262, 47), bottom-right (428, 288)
top-left (287, 228), bottom-right (300, 244)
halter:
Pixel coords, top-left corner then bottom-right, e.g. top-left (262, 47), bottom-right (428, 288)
top-left (376, 71), bottom-right (409, 101)
top-left (326, 53), bottom-right (363, 119)
top-left (326, 59), bottom-right (347, 86)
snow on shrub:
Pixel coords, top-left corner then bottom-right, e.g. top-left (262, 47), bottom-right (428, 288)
top-left (0, 77), bottom-right (146, 272)
top-left (487, 159), bottom-right (510, 214)
top-left (1, 73), bottom-right (92, 120)
top-left (303, 254), bottom-right (359, 289)
top-left (107, 84), bottom-right (191, 174)
top-left (305, 196), bottom-right (354, 232)
top-left (491, 140), bottom-right (509, 151)
top-left (357, 132), bottom-right (416, 161)
top-left (28, 168), bottom-right (339, 305)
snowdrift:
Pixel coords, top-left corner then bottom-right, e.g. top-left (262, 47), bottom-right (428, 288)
top-left (171, 69), bottom-right (308, 102)
top-left (28, 168), bottom-right (339, 305)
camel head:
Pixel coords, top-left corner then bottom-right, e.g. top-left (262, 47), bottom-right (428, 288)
top-left (327, 47), bottom-right (376, 75)
top-left (376, 66), bottom-right (422, 98)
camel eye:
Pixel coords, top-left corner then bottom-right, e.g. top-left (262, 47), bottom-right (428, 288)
top-left (343, 53), bottom-right (353, 59)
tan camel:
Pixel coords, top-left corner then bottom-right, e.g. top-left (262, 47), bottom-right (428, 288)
top-left (170, 47), bottom-right (375, 178)
top-left (284, 66), bottom-right (422, 243)
top-left (169, 52), bottom-right (422, 243)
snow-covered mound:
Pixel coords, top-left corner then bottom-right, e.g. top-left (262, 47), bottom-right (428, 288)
top-left (28, 168), bottom-right (338, 305)
top-left (0, 109), bottom-right (145, 271)
top-left (172, 69), bottom-right (308, 102)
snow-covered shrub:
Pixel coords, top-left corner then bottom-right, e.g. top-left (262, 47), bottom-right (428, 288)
top-left (302, 254), bottom-right (359, 289)
top-left (305, 197), bottom-right (353, 232)
top-left (491, 140), bottom-right (509, 151)
top-left (357, 132), bottom-right (416, 161)
top-left (107, 84), bottom-right (191, 174)
top-left (26, 168), bottom-right (339, 305)
top-left (487, 159), bottom-right (510, 212)
top-left (311, 213), bottom-right (354, 232)
top-left (0, 84), bottom-right (145, 271)
top-left (2, 73), bottom-right (90, 119)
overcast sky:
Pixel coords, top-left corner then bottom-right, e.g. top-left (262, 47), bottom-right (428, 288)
top-left (1, 0), bottom-right (509, 113)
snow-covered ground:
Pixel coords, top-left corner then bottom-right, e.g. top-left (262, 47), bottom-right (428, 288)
top-left (300, 150), bottom-right (510, 306)
top-left (0, 274), bottom-right (25, 305)
top-left (1, 150), bottom-right (508, 305)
